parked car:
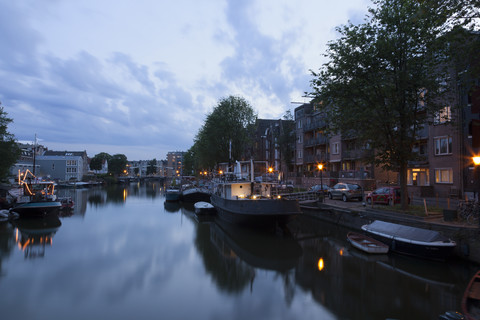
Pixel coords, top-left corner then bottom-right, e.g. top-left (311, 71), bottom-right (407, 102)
top-left (366, 186), bottom-right (409, 205)
top-left (328, 183), bottom-right (363, 202)
top-left (309, 184), bottom-right (331, 195)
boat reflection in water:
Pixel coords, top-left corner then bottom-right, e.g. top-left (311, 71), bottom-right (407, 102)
top-left (210, 220), bottom-right (303, 272)
top-left (12, 216), bottom-right (62, 259)
top-left (163, 201), bottom-right (181, 213)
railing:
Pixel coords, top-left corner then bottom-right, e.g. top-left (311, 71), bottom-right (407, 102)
top-left (281, 191), bottom-right (321, 201)
top-left (304, 135), bottom-right (329, 147)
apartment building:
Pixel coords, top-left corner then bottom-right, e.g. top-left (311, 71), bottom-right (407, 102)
top-left (36, 150), bottom-right (89, 181)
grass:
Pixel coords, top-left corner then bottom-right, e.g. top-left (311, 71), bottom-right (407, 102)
top-left (372, 204), bottom-right (444, 217)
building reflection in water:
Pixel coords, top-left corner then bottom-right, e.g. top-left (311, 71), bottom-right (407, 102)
top-left (12, 216), bottom-right (61, 259)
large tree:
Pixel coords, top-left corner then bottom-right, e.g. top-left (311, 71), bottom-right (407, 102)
top-left (193, 96), bottom-right (257, 170)
top-left (146, 158), bottom-right (157, 176)
top-left (108, 154), bottom-right (128, 176)
top-left (311, 0), bottom-right (456, 209)
top-left (0, 104), bottom-right (20, 181)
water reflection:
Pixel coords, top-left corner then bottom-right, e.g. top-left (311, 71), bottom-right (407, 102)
top-left (292, 215), bottom-right (473, 320)
top-left (12, 216), bottom-right (61, 259)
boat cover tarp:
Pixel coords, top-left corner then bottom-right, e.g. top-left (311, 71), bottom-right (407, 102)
top-left (363, 220), bottom-right (449, 243)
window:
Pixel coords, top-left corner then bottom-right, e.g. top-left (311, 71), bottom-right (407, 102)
top-left (434, 106), bottom-right (451, 124)
top-left (435, 168), bottom-right (453, 183)
top-left (332, 142), bottom-right (339, 155)
top-left (407, 168), bottom-right (430, 186)
top-left (297, 150), bottom-right (303, 159)
top-left (434, 136), bottom-right (452, 155)
top-left (297, 120), bottom-right (302, 129)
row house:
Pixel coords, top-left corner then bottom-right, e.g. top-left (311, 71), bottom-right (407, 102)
top-left (36, 151), bottom-right (89, 182)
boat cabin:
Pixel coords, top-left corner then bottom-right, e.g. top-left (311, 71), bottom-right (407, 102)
top-left (215, 182), bottom-right (278, 200)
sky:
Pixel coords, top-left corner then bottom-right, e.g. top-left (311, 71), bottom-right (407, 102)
top-left (0, 0), bottom-right (371, 160)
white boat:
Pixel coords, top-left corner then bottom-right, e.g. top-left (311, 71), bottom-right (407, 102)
top-left (194, 201), bottom-right (216, 215)
top-left (347, 232), bottom-right (389, 254)
top-left (181, 186), bottom-right (211, 202)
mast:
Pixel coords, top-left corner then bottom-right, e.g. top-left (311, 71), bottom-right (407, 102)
top-left (33, 134), bottom-right (37, 176)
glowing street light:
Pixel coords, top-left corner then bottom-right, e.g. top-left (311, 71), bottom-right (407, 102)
top-left (317, 163), bottom-right (324, 203)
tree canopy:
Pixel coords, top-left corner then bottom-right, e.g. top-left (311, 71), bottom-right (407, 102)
top-left (310, 0), bottom-right (459, 208)
top-left (0, 104), bottom-right (20, 181)
top-left (192, 96), bottom-right (257, 170)
top-left (90, 152), bottom-right (112, 171)
top-left (108, 154), bottom-right (128, 175)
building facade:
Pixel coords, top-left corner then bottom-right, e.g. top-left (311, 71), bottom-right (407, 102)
top-left (36, 151), bottom-right (89, 181)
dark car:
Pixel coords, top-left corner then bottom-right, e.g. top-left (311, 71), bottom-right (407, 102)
top-left (328, 183), bottom-right (363, 202)
top-left (366, 186), bottom-right (409, 205)
top-left (309, 184), bottom-right (331, 195)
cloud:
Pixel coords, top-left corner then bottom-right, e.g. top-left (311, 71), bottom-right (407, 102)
top-left (0, 0), bottom-right (370, 159)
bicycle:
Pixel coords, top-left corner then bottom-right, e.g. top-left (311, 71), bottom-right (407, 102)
top-left (458, 200), bottom-right (479, 225)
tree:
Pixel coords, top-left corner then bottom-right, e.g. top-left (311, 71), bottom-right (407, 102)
top-left (108, 154), bottom-right (128, 176)
top-left (90, 152), bottom-right (112, 171)
top-left (310, 0), bottom-right (455, 209)
top-left (0, 104), bottom-right (20, 181)
top-left (146, 158), bottom-right (157, 176)
top-left (193, 96), bottom-right (257, 170)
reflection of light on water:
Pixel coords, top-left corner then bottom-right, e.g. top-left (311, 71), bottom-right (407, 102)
top-left (14, 228), bottom-right (54, 258)
top-left (123, 189), bottom-right (127, 202)
top-left (339, 248), bottom-right (344, 256)
top-left (318, 258), bottom-right (325, 271)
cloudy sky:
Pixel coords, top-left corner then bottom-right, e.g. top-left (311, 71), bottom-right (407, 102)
top-left (1, 0), bottom-right (370, 160)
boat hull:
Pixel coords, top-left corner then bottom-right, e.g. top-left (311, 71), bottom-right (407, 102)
top-left (210, 194), bottom-right (301, 227)
top-left (165, 190), bottom-right (181, 202)
top-left (181, 188), bottom-right (211, 203)
top-left (11, 201), bottom-right (62, 217)
top-left (361, 221), bottom-right (456, 260)
top-left (347, 232), bottom-right (389, 254)
top-left (462, 270), bottom-right (480, 320)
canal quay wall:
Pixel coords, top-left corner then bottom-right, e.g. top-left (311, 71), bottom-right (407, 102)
top-left (300, 201), bottom-right (480, 265)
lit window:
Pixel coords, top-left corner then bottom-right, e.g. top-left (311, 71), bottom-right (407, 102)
top-left (435, 168), bottom-right (453, 183)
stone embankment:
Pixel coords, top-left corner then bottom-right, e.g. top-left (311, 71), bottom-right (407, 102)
top-left (300, 199), bottom-right (480, 264)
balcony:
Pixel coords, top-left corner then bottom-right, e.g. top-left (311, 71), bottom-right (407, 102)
top-left (304, 135), bottom-right (329, 147)
top-left (304, 153), bottom-right (329, 164)
top-left (304, 120), bottom-right (327, 132)
top-left (415, 125), bottom-right (429, 140)
top-left (342, 149), bottom-right (373, 160)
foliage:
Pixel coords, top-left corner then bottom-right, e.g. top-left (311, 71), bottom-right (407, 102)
top-left (182, 148), bottom-right (196, 176)
top-left (108, 154), bottom-right (128, 175)
top-left (90, 152), bottom-right (112, 171)
top-left (0, 105), bottom-right (20, 181)
top-left (310, 0), bottom-right (456, 209)
top-left (146, 158), bottom-right (157, 175)
top-left (192, 96), bottom-right (257, 170)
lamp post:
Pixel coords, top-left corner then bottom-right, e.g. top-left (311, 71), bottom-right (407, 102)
top-left (318, 163), bottom-right (324, 203)
top-left (474, 156), bottom-right (480, 202)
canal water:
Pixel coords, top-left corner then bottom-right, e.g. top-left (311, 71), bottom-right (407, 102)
top-left (0, 182), bottom-right (477, 320)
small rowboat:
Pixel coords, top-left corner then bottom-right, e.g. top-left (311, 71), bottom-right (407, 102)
top-left (462, 270), bottom-right (480, 320)
top-left (194, 201), bottom-right (216, 215)
top-left (347, 232), bottom-right (389, 254)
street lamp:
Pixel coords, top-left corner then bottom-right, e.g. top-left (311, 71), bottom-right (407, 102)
top-left (317, 163), bottom-right (324, 203)
top-left (474, 156), bottom-right (480, 202)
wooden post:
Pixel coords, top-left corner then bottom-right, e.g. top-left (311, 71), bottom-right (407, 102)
top-left (424, 198), bottom-right (428, 216)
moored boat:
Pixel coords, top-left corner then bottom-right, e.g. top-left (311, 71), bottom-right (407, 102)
top-left (210, 180), bottom-right (301, 227)
top-left (347, 231), bottom-right (389, 254)
top-left (194, 201), bottom-right (216, 215)
top-left (361, 220), bottom-right (456, 260)
top-left (165, 187), bottom-right (181, 202)
top-left (462, 270), bottom-right (480, 320)
top-left (10, 170), bottom-right (61, 218)
top-left (181, 186), bottom-right (211, 202)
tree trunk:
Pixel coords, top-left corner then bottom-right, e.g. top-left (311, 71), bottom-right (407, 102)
top-left (399, 162), bottom-right (409, 211)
